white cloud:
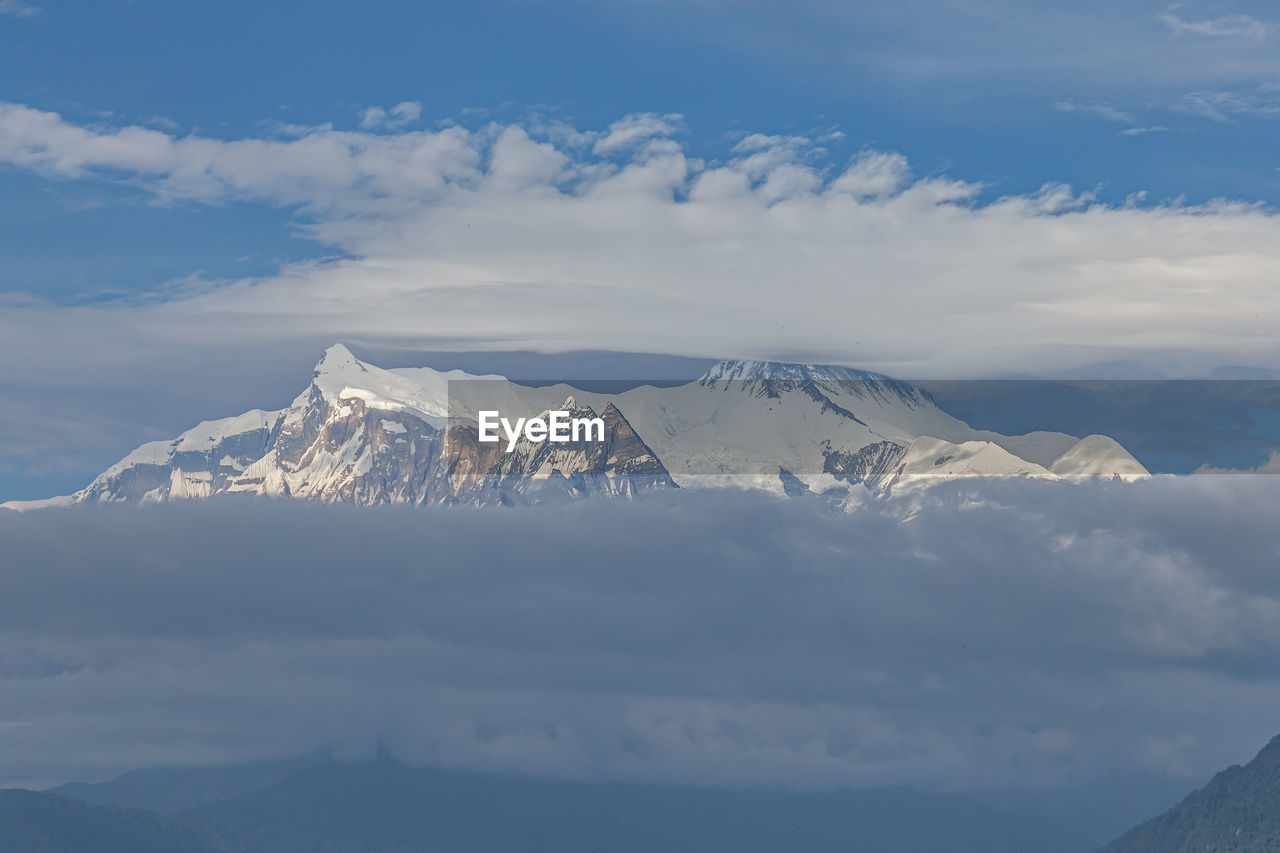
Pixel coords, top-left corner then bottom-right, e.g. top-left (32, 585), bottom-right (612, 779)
top-left (1054, 100), bottom-right (1137, 124)
top-left (1173, 85), bottom-right (1280, 121)
top-left (588, 112), bottom-right (683, 156)
top-left (1195, 449), bottom-right (1280, 474)
top-left (1159, 11), bottom-right (1269, 40)
top-left (358, 101), bottom-right (423, 130)
top-left (141, 114), bottom-right (181, 131)
top-left (0, 0), bottom-right (38, 18)
top-left (830, 150), bottom-right (911, 198)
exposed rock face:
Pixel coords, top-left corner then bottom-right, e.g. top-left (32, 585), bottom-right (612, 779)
top-left (231, 392), bottom-right (447, 504)
top-left (822, 440), bottom-right (908, 489)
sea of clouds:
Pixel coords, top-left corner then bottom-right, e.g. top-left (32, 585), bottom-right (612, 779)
top-left (2, 477), bottom-right (1278, 797)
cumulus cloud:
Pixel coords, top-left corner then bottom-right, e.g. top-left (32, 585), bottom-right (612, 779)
top-left (829, 150), bottom-right (911, 198)
top-left (591, 112), bottom-right (683, 155)
top-left (358, 101), bottom-right (423, 130)
top-left (2, 479), bottom-right (1280, 792)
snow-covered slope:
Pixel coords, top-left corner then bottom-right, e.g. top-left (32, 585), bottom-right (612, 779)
top-left (305, 343), bottom-right (503, 426)
top-left (3, 347), bottom-right (1150, 510)
top-left (1049, 435), bottom-right (1148, 480)
top-left (73, 408), bottom-right (285, 505)
top-left (576, 360), bottom-right (1100, 492)
top-left (891, 437), bottom-right (1058, 488)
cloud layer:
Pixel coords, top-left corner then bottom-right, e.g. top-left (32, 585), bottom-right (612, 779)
top-left (3, 479), bottom-right (1280, 793)
top-left (3, 102), bottom-right (1280, 378)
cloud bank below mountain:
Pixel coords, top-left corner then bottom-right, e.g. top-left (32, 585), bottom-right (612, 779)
top-left (3, 478), bottom-right (1279, 793)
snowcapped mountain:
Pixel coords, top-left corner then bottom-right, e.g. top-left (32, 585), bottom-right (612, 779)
top-left (1047, 434), bottom-right (1149, 479)
top-left (3, 346), bottom-right (1148, 510)
top-left (563, 359), bottom-right (1137, 494)
top-left (36, 345), bottom-right (671, 508)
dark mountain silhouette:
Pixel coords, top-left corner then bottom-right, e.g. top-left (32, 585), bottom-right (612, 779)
top-left (1105, 733), bottom-right (1280, 852)
top-left (0, 755), bottom-right (1096, 852)
top-left (0, 788), bottom-right (216, 853)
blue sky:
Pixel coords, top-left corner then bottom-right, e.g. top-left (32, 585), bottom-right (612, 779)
top-left (4, 0), bottom-right (1280, 300)
top-left (4, 0), bottom-right (1280, 498)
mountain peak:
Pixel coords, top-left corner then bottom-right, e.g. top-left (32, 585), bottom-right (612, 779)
top-left (1049, 435), bottom-right (1148, 479)
top-left (314, 343), bottom-right (364, 375)
top-left (308, 343), bottom-right (380, 407)
top-left (698, 359), bottom-right (887, 385)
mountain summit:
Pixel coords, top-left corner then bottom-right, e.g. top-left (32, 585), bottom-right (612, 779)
top-left (698, 359), bottom-right (897, 385)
